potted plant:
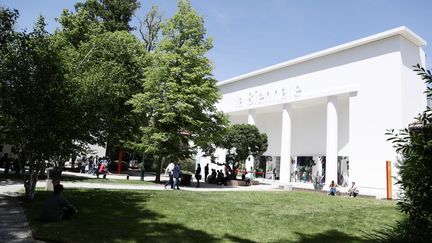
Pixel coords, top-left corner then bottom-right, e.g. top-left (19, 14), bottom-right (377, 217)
top-left (313, 172), bottom-right (323, 190)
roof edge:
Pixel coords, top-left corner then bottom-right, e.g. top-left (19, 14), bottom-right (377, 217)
top-left (217, 26), bottom-right (426, 87)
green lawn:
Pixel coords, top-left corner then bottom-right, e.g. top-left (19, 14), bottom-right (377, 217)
top-left (0, 173), bottom-right (156, 185)
top-left (61, 175), bottom-right (155, 185)
top-left (23, 190), bottom-right (402, 243)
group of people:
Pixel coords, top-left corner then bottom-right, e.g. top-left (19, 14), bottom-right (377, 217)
top-left (328, 180), bottom-right (359, 197)
top-left (163, 162), bottom-right (232, 188)
top-left (77, 156), bottom-right (110, 179)
top-left (164, 162), bottom-right (182, 190)
top-left (206, 168), bottom-right (229, 185)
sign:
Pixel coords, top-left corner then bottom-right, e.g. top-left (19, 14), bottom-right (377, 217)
top-left (235, 84), bottom-right (302, 108)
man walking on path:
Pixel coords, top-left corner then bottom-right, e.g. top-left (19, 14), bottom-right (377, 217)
top-left (172, 162), bottom-right (181, 190)
top-left (164, 162), bottom-right (175, 189)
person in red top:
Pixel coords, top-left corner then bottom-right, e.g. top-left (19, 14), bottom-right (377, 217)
top-left (97, 162), bottom-right (108, 179)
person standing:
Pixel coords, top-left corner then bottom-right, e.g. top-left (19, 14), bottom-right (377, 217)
top-left (195, 164), bottom-right (202, 187)
top-left (172, 162), bottom-right (181, 190)
top-left (204, 163), bottom-right (209, 182)
top-left (1, 153), bottom-right (11, 175)
top-left (140, 158), bottom-right (145, 181)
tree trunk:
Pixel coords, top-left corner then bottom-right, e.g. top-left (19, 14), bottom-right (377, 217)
top-left (155, 156), bottom-right (165, 182)
top-left (233, 163), bottom-right (239, 179)
top-left (24, 170), bottom-right (39, 201)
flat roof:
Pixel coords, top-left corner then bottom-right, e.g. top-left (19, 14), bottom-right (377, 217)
top-left (217, 26), bottom-right (426, 86)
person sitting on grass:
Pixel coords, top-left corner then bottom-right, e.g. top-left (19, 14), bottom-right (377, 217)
top-left (328, 180), bottom-right (338, 196)
top-left (40, 184), bottom-right (78, 222)
top-left (348, 181), bottom-right (359, 197)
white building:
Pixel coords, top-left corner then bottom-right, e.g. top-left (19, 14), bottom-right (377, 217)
top-left (209, 26), bottom-right (427, 198)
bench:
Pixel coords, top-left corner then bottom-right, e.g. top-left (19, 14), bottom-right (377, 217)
top-left (226, 180), bottom-right (259, 186)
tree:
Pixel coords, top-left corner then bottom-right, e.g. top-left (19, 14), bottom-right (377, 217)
top-left (0, 9), bottom-right (86, 200)
top-left (138, 5), bottom-right (162, 52)
top-left (71, 0), bottom-right (140, 32)
top-left (56, 0), bottom-right (148, 158)
top-left (386, 64), bottom-right (432, 240)
top-left (127, 0), bottom-right (227, 182)
top-left (218, 124), bottom-right (268, 178)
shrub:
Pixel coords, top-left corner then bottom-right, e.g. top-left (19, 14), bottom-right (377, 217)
top-left (386, 64), bottom-right (432, 240)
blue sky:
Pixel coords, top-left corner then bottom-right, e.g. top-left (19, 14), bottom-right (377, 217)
top-left (1, 0), bottom-right (432, 81)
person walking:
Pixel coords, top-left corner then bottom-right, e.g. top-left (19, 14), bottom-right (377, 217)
top-left (172, 162), bottom-right (181, 190)
top-left (195, 164), bottom-right (202, 187)
top-left (164, 162), bottom-right (175, 189)
top-left (204, 163), bottom-right (209, 182)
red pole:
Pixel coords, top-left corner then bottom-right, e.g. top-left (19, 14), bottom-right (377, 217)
top-left (117, 144), bottom-right (123, 174)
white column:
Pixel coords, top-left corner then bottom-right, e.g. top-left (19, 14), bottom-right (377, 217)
top-left (279, 104), bottom-right (292, 183)
top-left (326, 96), bottom-right (338, 184)
top-left (246, 110), bottom-right (256, 172)
top-left (247, 109), bottom-right (255, 125)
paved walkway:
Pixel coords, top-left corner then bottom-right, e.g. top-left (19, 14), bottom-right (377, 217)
top-left (0, 179), bottom-right (36, 243)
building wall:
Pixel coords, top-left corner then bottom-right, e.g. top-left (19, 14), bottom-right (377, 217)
top-left (218, 33), bottom-right (427, 194)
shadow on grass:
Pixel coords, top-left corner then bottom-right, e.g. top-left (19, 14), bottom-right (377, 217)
top-left (23, 189), bottom-right (220, 243)
top-left (223, 234), bottom-right (257, 243)
top-left (293, 230), bottom-right (368, 243)
top-left (367, 218), bottom-right (432, 243)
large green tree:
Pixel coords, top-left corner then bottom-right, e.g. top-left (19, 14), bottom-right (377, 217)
top-left (128, 0), bottom-right (227, 182)
top-left (218, 124), bottom-right (268, 178)
top-left (56, 0), bottom-right (147, 154)
top-left (0, 8), bottom-right (87, 200)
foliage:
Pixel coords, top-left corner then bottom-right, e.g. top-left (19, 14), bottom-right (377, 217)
top-left (56, 1), bottom-right (148, 147)
top-left (385, 64), bottom-right (432, 240)
top-left (0, 0), bottom-right (146, 199)
top-left (369, 218), bottom-right (428, 243)
top-left (24, 189), bottom-right (402, 242)
top-left (60, 0), bottom-right (140, 38)
top-left (0, 8), bottom-right (87, 200)
top-left (127, 0), bottom-right (227, 181)
top-left (177, 158), bottom-right (196, 174)
top-left (218, 124), bottom-right (268, 176)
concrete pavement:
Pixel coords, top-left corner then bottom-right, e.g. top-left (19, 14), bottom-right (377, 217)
top-left (0, 179), bottom-right (36, 243)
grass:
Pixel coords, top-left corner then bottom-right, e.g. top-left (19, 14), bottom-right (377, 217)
top-left (22, 189), bottom-right (403, 243)
top-left (61, 175), bottom-right (155, 185)
top-left (0, 172), bottom-right (156, 185)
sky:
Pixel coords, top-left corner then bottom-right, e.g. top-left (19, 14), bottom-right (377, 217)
top-left (1, 0), bottom-right (432, 81)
